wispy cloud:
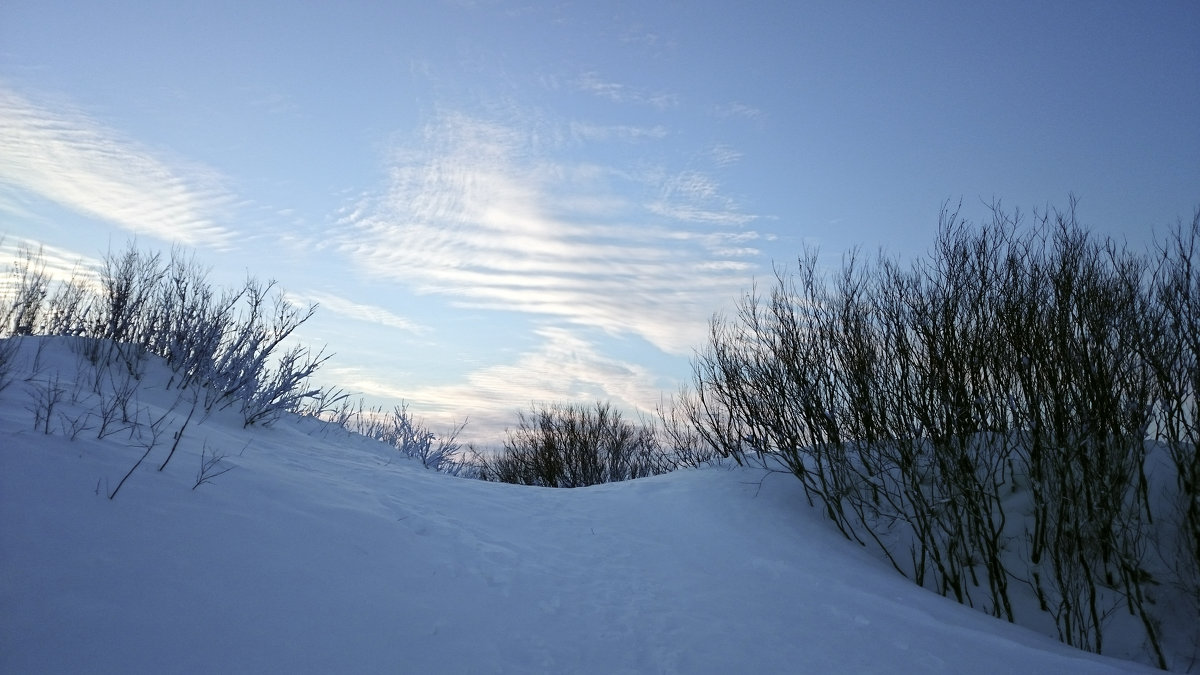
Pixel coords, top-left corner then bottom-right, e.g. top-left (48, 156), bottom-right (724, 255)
top-left (337, 111), bottom-right (763, 356)
top-left (568, 121), bottom-right (668, 143)
top-left (574, 72), bottom-right (679, 110)
top-left (713, 101), bottom-right (764, 120)
top-left (708, 144), bottom-right (743, 168)
top-left (290, 291), bottom-right (432, 335)
top-left (0, 86), bottom-right (235, 248)
top-left (647, 170), bottom-right (757, 227)
top-left (619, 26), bottom-right (676, 52)
top-left (335, 326), bottom-right (668, 443)
top-left (0, 236), bottom-right (103, 297)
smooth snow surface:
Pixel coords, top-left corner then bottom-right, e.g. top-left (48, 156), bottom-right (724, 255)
top-left (0, 338), bottom-right (1154, 673)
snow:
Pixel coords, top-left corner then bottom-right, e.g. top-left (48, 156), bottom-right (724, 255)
top-left (0, 337), bottom-right (1156, 673)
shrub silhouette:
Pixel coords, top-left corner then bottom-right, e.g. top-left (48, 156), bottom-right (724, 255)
top-left (478, 401), bottom-right (667, 487)
top-left (679, 199), bottom-right (1198, 668)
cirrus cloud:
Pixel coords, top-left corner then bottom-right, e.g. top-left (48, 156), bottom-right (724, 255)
top-left (332, 326), bottom-right (669, 443)
top-left (0, 86), bottom-right (235, 248)
top-left (289, 290), bottom-right (432, 336)
top-left (337, 111), bottom-right (765, 356)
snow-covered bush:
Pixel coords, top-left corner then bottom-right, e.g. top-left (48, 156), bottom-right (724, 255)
top-left (680, 199), bottom-right (1199, 669)
top-left (313, 399), bottom-right (468, 474)
top-left (0, 241), bottom-right (332, 427)
top-left (2, 240), bottom-right (472, 479)
top-left (1, 242), bottom-right (50, 337)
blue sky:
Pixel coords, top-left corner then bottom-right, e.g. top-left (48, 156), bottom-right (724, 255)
top-left (2, 1), bottom-right (1198, 442)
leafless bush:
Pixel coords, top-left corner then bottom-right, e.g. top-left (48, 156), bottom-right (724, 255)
top-left (94, 245), bottom-right (164, 347)
top-left (998, 203), bottom-right (1163, 660)
top-left (73, 349), bottom-right (143, 441)
top-left (0, 337), bottom-right (16, 394)
top-left (316, 399), bottom-right (466, 473)
top-left (0, 244), bottom-right (52, 391)
top-left (680, 199), bottom-right (1195, 668)
top-left (477, 401), bottom-right (669, 487)
top-left (41, 275), bottom-right (92, 336)
top-left (108, 405), bottom-right (175, 500)
top-left (193, 439), bottom-right (238, 489)
top-left (26, 372), bottom-right (71, 435)
top-left (148, 248), bottom-right (238, 391)
top-left (1, 243), bottom-right (50, 336)
top-left (157, 397), bottom-right (198, 472)
top-left (1, 241), bottom-right (332, 429)
top-left (1142, 209), bottom-right (1200, 656)
top-left (656, 394), bottom-right (722, 469)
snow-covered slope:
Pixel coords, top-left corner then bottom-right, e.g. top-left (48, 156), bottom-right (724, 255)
top-left (0, 338), bottom-right (1153, 673)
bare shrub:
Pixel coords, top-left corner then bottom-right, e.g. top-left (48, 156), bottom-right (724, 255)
top-left (1142, 209), bottom-right (1200, 658)
top-left (0, 240), bottom-right (333, 429)
top-left (148, 248), bottom-right (238, 391)
top-left (316, 399), bottom-right (466, 473)
top-left (108, 405), bottom-right (175, 500)
top-left (41, 275), bottom-right (93, 337)
top-left (656, 394), bottom-right (722, 469)
top-left (2, 243), bottom-right (50, 336)
top-left (679, 199), bottom-right (1195, 668)
top-left (26, 372), bottom-right (71, 435)
top-left (193, 439), bottom-right (238, 490)
top-left (0, 337), bottom-right (16, 394)
top-left (478, 401), bottom-right (667, 487)
top-left (95, 244), bottom-right (164, 347)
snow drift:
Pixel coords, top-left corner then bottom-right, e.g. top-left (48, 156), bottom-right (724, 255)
top-left (0, 338), bottom-right (1159, 673)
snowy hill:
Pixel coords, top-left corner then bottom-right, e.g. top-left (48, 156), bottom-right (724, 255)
top-left (0, 338), bottom-right (1156, 673)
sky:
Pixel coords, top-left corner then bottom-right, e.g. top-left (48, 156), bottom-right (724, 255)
top-left (2, 1), bottom-right (1198, 442)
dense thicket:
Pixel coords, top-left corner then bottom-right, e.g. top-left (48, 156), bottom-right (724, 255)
top-left (678, 201), bottom-right (1198, 669)
top-left (474, 401), bottom-right (667, 487)
top-left (473, 399), bottom-right (723, 487)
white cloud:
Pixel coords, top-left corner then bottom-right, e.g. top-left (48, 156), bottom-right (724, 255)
top-left (647, 169), bottom-right (757, 227)
top-left (709, 144), bottom-right (743, 168)
top-left (336, 326), bottom-right (668, 443)
top-left (337, 111), bottom-right (762, 356)
top-left (0, 86), bottom-right (235, 248)
top-left (291, 291), bottom-right (432, 335)
top-left (568, 121), bottom-right (668, 143)
top-left (713, 101), bottom-right (764, 120)
top-left (574, 73), bottom-right (679, 110)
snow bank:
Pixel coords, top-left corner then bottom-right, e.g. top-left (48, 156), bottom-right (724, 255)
top-left (0, 338), bottom-right (1154, 673)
